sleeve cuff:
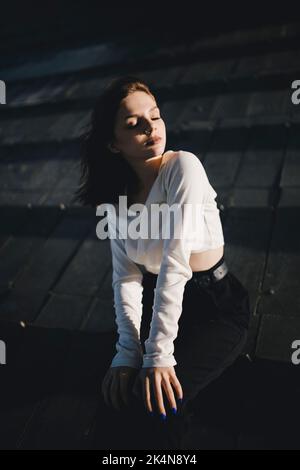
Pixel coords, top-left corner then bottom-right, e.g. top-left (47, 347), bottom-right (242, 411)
top-left (110, 351), bottom-right (143, 369)
top-left (142, 354), bottom-right (177, 368)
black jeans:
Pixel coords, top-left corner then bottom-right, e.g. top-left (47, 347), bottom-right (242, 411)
top-left (97, 255), bottom-right (250, 450)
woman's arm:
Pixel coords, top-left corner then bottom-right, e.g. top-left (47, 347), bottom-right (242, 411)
top-left (108, 214), bottom-right (144, 369)
top-left (142, 151), bottom-right (216, 369)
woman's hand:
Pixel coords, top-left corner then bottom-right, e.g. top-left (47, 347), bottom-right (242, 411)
top-left (101, 366), bottom-right (139, 411)
top-left (132, 366), bottom-right (183, 416)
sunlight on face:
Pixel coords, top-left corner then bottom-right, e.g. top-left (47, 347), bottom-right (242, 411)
top-left (111, 91), bottom-right (167, 161)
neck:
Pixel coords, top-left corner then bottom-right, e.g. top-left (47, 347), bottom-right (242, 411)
top-left (129, 153), bottom-right (164, 193)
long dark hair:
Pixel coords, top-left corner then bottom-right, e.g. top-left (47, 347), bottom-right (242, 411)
top-left (73, 75), bottom-right (156, 207)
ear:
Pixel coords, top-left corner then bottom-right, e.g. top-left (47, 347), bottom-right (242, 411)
top-left (107, 142), bottom-right (120, 154)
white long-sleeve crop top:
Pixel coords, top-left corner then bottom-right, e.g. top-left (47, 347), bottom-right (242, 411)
top-left (103, 150), bottom-right (225, 369)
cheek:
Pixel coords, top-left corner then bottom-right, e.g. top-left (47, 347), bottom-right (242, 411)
top-left (122, 133), bottom-right (143, 151)
top-left (159, 118), bottom-right (166, 129)
top-left (159, 120), bottom-right (167, 136)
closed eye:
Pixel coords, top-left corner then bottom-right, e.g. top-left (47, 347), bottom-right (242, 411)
top-left (127, 117), bottom-right (161, 129)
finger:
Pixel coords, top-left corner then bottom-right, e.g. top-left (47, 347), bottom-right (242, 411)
top-left (161, 377), bottom-right (177, 412)
top-left (102, 372), bottom-right (113, 408)
top-left (169, 374), bottom-right (184, 401)
top-left (153, 375), bottom-right (166, 416)
top-left (132, 376), bottom-right (142, 400)
top-left (143, 376), bottom-right (153, 413)
top-left (101, 369), bottom-right (111, 391)
top-left (110, 373), bottom-right (122, 411)
top-left (119, 374), bottom-right (130, 407)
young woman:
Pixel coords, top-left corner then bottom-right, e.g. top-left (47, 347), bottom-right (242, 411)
top-left (75, 75), bottom-right (250, 450)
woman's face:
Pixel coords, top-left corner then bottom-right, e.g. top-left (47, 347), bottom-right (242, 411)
top-left (109, 91), bottom-right (166, 163)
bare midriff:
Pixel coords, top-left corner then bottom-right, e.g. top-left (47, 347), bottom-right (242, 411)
top-left (189, 245), bottom-right (224, 272)
top-left (126, 149), bottom-right (224, 273)
top-left (127, 187), bottom-right (225, 273)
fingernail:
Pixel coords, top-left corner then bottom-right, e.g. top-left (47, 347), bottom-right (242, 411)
top-left (178, 398), bottom-right (183, 404)
top-left (171, 407), bottom-right (177, 415)
top-left (160, 413), bottom-right (167, 422)
top-left (147, 410), bottom-right (154, 417)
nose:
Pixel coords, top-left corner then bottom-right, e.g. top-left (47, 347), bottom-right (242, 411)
top-left (144, 124), bottom-right (155, 135)
top-left (144, 118), bottom-right (156, 135)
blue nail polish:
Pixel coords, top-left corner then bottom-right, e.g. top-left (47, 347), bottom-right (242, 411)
top-left (147, 410), bottom-right (154, 416)
top-left (171, 407), bottom-right (177, 415)
top-left (178, 398), bottom-right (183, 404)
top-left (160, 413), bottom-right (167, 421)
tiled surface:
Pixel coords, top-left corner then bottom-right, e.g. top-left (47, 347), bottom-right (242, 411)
top-left (0, 20), bottom-right (300, 450)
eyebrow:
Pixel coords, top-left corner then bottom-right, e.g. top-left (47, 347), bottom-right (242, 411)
top-left (124, 106), bottom-right (159, 120)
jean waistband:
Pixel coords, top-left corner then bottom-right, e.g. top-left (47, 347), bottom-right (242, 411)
top-left (191, 255), bottom-right (228, 287)
top-left (143, 255), bottom-right (228, 287)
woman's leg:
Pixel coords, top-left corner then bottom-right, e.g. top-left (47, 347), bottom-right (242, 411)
top-left (138, 267), bottom-right (250, 450)
top-left (175, 271), bottom-right (250, 411)
top-left (94, 267), bottom-right (250, 450)
top-left (170, 270), bottom-right (250, 449)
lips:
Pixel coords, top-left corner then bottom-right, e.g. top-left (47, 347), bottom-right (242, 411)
top-left (145, 136), bottom-right (162, 146)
